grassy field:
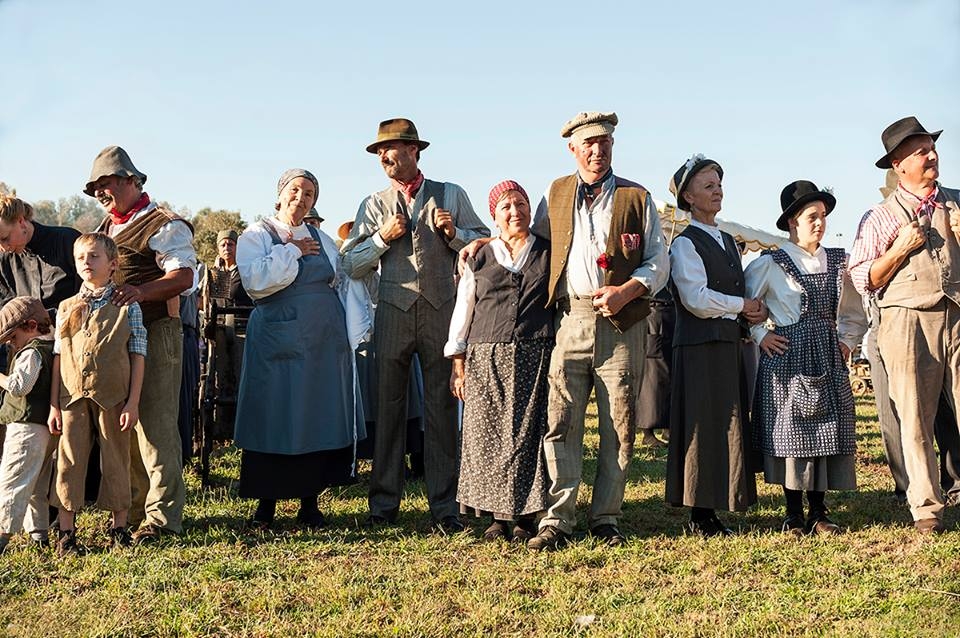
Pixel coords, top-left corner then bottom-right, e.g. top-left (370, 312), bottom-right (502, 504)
top-left (2, 397), bottom-right (960, 637)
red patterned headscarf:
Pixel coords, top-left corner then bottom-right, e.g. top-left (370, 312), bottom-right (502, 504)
top-left (488, 180), bottom-right (529, 215)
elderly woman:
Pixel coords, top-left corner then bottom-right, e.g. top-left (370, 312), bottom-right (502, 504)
top-left (234, 169), bottom-right (369, 530)
top-left (445, 180), bottom-right (551, 542)
top-left (745, 181), bottom-right (866, 536)
top-left (665, 155), bottom-right (762, 536)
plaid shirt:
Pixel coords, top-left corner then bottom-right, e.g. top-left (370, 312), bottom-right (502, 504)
top-left (848, 184), bottom-right (940, 295)
top-left (54, 284), bottom-right (148, 357)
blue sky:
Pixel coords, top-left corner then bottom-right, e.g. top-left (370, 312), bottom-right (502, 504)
top-left (1, 0), bottom-right (958, 248)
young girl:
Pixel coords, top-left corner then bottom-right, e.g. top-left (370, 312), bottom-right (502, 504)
top-left (48, 233), bottom-right (147, 555)
top-left (745, 181), bottom-right (867, 536)
top-left (0, 297), bottom-right (56, 554)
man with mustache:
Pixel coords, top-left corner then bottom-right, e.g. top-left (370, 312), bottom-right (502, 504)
top-left (526, 112), bottom-right (668, 550)
top-left (849, 116), bottom-right (960, 535)
top-left (341, 118), bottom-right (489, 532)
top-left (84, 146), bottom-right (197, 543)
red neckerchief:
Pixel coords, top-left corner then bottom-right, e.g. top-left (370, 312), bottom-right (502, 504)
top-left (391, 171), bottom-right (424, 203)
top-left (111, 192), bottom-right (151, 225)
top-left (899, 183), bottom-right (941, 219)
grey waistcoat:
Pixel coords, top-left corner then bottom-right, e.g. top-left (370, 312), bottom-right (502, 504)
top-left (876, 186), bottom-right (960, 310)
top-left (377, 180), bottom-right (455, 311)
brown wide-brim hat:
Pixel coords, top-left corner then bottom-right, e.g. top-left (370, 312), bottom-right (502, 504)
top-left (875, 116), bottom-right (942, 169)
top-left (337, 221), bottom-right (354, 241)
top-left (366, 118), bottom-right (430, 154)
top-left (777, 180), bottom-right (836, 231)
top-left (0, 296), bottom-right (50, 343)
top-left (84, 145), bottom-right (147, 196)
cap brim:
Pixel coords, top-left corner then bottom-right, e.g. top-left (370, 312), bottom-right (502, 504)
top-left (82, 169), bottom-right (148, 197)
top-left (776, 192), bottom-right (837, 231)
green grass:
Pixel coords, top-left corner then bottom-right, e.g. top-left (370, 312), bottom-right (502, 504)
top-left (2, 397), bottom-right (960, 637)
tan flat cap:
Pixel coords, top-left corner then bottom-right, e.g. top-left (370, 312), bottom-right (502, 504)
top-left (0, 297), bottom-right (50, 343)
top-left (561, 111), bottom-right (618, 143)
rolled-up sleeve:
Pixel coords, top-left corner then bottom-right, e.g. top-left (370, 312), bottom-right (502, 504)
top-left (848, 208), bottom-right (890, 295)
top-left (148, 219), bottom-right (199, 293)
top-left (629, 195), bottom-right (669, 295)
top-left (125, 302), bottom-right (148, 357)
top-left (445, 183), bottom-right (490, 251)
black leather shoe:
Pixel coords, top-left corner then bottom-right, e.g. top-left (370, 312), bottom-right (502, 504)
top-left (781, 514), bottom-right (805, 538)
top-left (131, 523), bottom-right (171, 546)
top-left (363, 514), bottom-right (393, 529)
top-left (56, 529), bottom-right (81, 556)
top-left (433, 515), bottom-right (465, 535)
top-left (296, 510), bottom-right (327, 530)
top-left (527, 525), bottom-right (570, 552)
top-left (511, 519), bottom-right (537, 543)
top-left (688, 516), bottom-right (733, 537)
top-left (482, 520), bottom-right (510, 542)
top-left (915, 518), bottom-right (946, 535)
top-left (589, 524), bottom-right (626, 547)
top-left (805, 511), bottom-right (841, 536)
top-left (109, 526), bottom-right (133, 548)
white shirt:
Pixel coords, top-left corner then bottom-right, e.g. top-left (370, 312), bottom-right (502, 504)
top-left (530, 172), bottom-right (669, 298)
top-left (106, 201), bottom-right (199, 293)
top-left (744, 242), bottom-right (868, 350)
top-left (0, 339), bottom-right (50, 398)
top-left (237, 217), bottom-right (371, 348)
top-left (444, 236), bottom-right (535, 357)
top-left (669, 219), bottom-right (744, 320)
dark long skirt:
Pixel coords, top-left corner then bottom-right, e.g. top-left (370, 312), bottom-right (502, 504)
top-left (238, 446), bottom-right (355, 499)
top-left (458, 340), bottom-right (551, 519)
top-left (665, 340), bottom-right (758, 512)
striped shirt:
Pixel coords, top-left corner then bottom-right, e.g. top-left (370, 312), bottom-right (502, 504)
top-left (848, 184), bottom-right (939, 295)
top-left (53, 285), bottom-right (148, 357)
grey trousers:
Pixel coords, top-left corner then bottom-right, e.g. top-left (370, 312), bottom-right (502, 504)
top-left (130, 317), bottom-right (186, 532)
top-left (877, 301), bottom-right (960, 522)
top-left (540, 298), bottom-right (646, 535)
top-left (368, 297), bottom-right (459, 521)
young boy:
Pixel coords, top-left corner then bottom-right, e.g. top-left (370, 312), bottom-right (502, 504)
top-left (49, 233), bottom-right (146, 555)
top-left (0, 297), bottom-right (56, 554)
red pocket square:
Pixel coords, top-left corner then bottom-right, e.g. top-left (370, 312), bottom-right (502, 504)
top-left (621, 233), bottom-right (642, 251)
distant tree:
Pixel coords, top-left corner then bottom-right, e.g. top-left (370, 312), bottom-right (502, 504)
top-left (0, 182), bottom-right (14, 196)
top-left (191, 208), bottom-right (246, 266)
top-left (30, 196), bottom-right (102, 232)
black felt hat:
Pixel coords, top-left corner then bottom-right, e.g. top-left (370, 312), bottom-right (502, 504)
top-left (777, 180), bottom-right (836, 231)
top-left (875, 116), bottom-right (942, 169)
top-left (669, 154), bottom-right (723, 212)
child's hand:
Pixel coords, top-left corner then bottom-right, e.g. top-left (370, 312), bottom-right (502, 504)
top-left (48, 406), bottom-right (62, 435)
top-left (120, 403), bottom-right (139, 432)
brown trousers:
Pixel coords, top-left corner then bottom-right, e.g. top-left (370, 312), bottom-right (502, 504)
top-left (56, 398), bottom-right (130, 512)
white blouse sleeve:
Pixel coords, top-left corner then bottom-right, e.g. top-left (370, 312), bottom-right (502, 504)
top-left (744, 254), bottom-right (775, 345)
top-left (322, 231), bottom-right (372, 350)
top-left (669, 235), bottom-right (745, 319)
top-left (444, 265), bottom-right (476, 357)
top-left (236, 221), bottom-right (304, 300)
top-left (837, 261), bottom-right (868, 351)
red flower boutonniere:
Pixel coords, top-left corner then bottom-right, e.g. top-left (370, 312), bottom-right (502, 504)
top-left (596, 253), bottom-right (611, 270)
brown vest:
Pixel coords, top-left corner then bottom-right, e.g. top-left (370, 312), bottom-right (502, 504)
top-left (546, 174), bottom-right (650, 332)
top-left (876, 186), bottom-right (960, 310)
top-left (58, 300), bottom-right (131, 409)
top-left (98, 206), bottom-right (194, 324)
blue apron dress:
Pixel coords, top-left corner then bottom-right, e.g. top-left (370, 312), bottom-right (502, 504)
top-left (235, 223), bottom-right (358, 498)
top-left (752, 247), bottom-right (857, 491)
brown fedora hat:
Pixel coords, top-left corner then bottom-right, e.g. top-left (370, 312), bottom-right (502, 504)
top-left (875, 116), bottom-right (942, 169)
top-left (84, 145), bottom-right (147, 196)
top-left (365, 118), bottom-right (430, 154)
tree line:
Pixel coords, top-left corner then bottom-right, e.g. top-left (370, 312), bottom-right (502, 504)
top-left (0, 181), bottom-right (245, 266)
